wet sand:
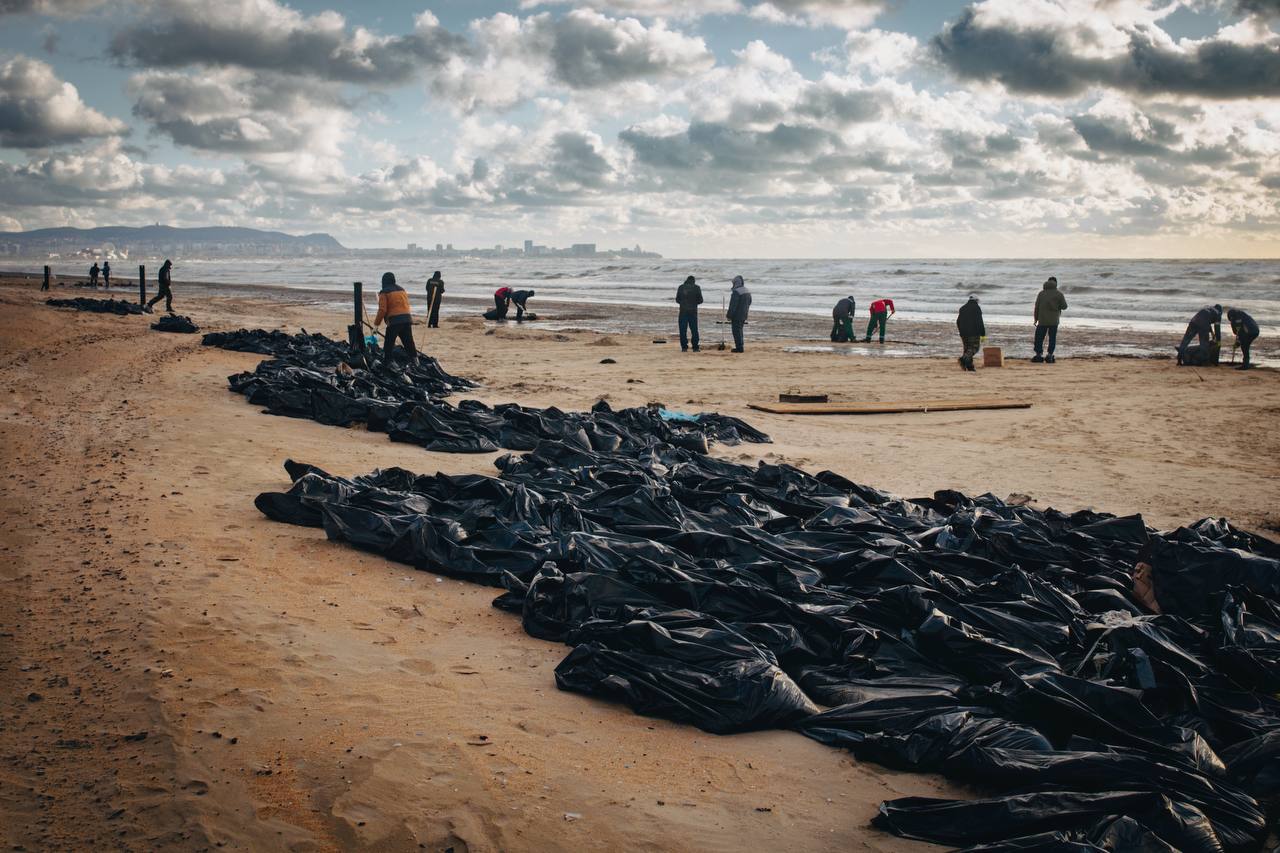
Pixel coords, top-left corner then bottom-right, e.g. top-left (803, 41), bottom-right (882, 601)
top-left (2, 277), bottom-right (1277, 851)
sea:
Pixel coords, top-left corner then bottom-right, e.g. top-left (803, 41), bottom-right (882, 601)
top-left (29, 256), bottom-right (1278, 350)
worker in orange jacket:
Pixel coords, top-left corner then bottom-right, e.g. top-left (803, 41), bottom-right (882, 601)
top-left (374, 272), bottom-right (416, 364)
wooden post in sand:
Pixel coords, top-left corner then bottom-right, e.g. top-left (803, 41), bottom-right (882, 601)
top-left (349, 281), bottom-right (364, 350)
top-left (138, 265), bottom-right (146, 305)
top-left (41, 265), bottom-right (50, 292)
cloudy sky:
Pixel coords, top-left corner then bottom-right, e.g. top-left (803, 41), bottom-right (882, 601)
top-left (0, 0), bottom-right (1277, 257)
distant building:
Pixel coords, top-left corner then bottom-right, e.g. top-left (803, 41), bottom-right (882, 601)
top-left (407, 242), bottom-right (419, 251)
top-left (435, 243), bottom-right (443, 253)
top-left (524, 239), bottom-right (534, 254)
top-left (570, 243), bottom-right (596, 257)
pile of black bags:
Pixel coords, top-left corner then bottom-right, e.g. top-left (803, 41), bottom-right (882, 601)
top-left (151, 314), bottom-right (199, 333)
top-left (46, 297), bottom-right (146, 316)
top-left (204, 329), bottom-right (770, 454)
top-left (254, 444), bottom-right (1280, 851)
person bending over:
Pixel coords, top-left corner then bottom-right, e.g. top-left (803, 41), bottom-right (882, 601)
top-left (1228, 307), bottom-right (1259, 370)
top-left (375, 272), bottom-right (416, 364)
top-left (865, 297), bottom-right (895, 343)
top-left (511, 289), bottom-right (535, 321)
top-left (492, 286), bottom-right (512, 320)
top-left (1177, 304), bottom-right (1222, 365)
top-left (831, 295), bottom-right (855, 342)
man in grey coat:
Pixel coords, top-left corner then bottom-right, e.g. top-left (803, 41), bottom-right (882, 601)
top-left (1032, 276), bottom-right (1068, 363)
top-left (727, 275), bottom-right (751, 353)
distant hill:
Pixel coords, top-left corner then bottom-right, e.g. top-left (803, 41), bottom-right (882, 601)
top-left (0, 225), bottom-right (345, 258)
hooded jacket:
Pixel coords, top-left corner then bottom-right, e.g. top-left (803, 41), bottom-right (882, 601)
top-left (957, 297), bottom-right (985, 338)
top-left (727, 276), bottom-right (751, 323)
top-left (159, 260), bottom-right (172, 287)
top-left (426, 273), bottom-right (444, 298)
top-left (1034, 279), bottom-right (1067, 326)
top-left (1190, 305), bottom-right (1223, 329)
top-left (676, 277), bottom-right (703, 311)
top-left (833, 297), bottom-right (855, 320)
top-left (375, 273), bottom-right (412, 326)
top-left (1227, 308), bottom-right (1258, 339)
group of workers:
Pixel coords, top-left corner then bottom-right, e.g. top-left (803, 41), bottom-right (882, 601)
top-left (831, 295), bottom-right (896, 343)
top-left (87, 261), bottom-right (112, 288)
top-left (1177, 304), bottom-right (1260, 369)
top-left (671, 275), bottom-right (753, 352)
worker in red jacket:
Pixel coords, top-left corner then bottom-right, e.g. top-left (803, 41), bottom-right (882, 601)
top-left (865, 297), bottom-right (895, 343)
top-left (493, 286), bottom-right (512, 320)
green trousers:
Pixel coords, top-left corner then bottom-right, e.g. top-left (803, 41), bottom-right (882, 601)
top-left (865, 311), bottom-right (887, 342)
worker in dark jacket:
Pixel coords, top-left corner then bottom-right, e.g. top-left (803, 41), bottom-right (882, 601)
top-left (146, 259), bottom-right (174, 313)
top-left (101, 261), bottom-right (111, 288)
top-left (727, 275), bottom-right (751, 353)
top-left (89, 262), bottom-right (100, 287)
top-left (425, 271), bottom-right (444, 328)
top-left (956, 294), bottom-right (985, 372)
top-left (511, 289), bottom-right (535, 321)
top-left (1227, 308), bottom-right (1259, 370)
top-left (676, 275), bottom-right (703, 352)
top-left (1032, 277), bottom-right (1068, 363)
top-left (831, 295), bottom-right (855, 342)
top-left (1177, 304), bottom-right (1222, 364)
top-left (865, 297), bottom-right (895, 343)
top-left (492, 286), bottom-right (512, 320)
top-left (374, 272), bottom-right (416, 364)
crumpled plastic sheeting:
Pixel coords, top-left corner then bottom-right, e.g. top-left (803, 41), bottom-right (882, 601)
top-left (204, 328), bottom-right (771, 452)
top-left (46, 297), bottom-right (146, 316)
top-left (151, 314), bottom-right (199, 333)
top-left (254, 442), bottom-right (1280, 851)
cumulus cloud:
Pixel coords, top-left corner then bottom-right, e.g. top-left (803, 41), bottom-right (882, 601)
top-left (0, 55), bottom-right (126, 148)
top-left (110, 0), bottom-right (467, 84)
top-left (523, 0), bottom-right (885, 28)
top-left (933, 1), bottom-right (1280, 99)
top-left (432, 10), bottom-right (714, 111)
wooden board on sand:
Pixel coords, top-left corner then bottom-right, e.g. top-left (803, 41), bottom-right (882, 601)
top-left (748, 398), bottom-right (1032, 415)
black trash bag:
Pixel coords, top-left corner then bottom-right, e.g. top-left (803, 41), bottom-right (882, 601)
top-left (554, 641), bottom-right (819, 734)
top-left (46, 296), bottom-right (146, 316)
top-left (873, 790), bottom-right (1224, 853)
top-left (1147, 538), bottom-right (1280, 617)
top-left (150, 314), bottom-right (199, 333)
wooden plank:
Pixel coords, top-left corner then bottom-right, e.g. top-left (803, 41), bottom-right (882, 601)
top-left (748, 398), bottom-right (1032, 415)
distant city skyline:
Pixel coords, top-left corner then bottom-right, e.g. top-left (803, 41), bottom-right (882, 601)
top-left (0, 1), bottom-right (1277, 257)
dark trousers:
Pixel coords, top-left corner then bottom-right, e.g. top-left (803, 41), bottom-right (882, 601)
top-left (514, 300), bottom-right (527, 321)
top-left (960, 336), bottom-right (981, 367)
top-left (865, 311), bottom-right (887, 342)
top-left (102, 275), bottom-right (109, 288)
top-left (832, 316), bottom-right (852, 342)
top-left (1238, 331), bottom-right (1257, 366)
top-left (678, 311), bottom-right (699, 350)
top-left (731, 321), bottom-right (745, 351)
top-left (147, 284), bottom-right (173, 312)
top-left (493, 294), bottom-right (508, 319)
top-left (384, 322), bottom-right (417, 362)
top-left (1034, 323), bottom-right (1058, 355)
top-left (1179, 322), bottom-right (1210, 357)
top-left (427, 289), bottom-right (442, 327)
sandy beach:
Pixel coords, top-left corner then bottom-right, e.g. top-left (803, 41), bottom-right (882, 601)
top-left (2, 277), bottom-right (1278, 852)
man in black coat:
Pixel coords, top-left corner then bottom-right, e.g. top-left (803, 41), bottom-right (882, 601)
top-left (1177, 304), bottom-right (1222, 364)
top-left (425, 271), bottom-right (444, 328)
top-left (147, 259), bottom-right (175, 313)
top-left (676, 275), bottom-right (703, 352)
top-left (1227, 307), bottom-right (1259, 370)
top-left (956, 295), bottom-right (985, 372)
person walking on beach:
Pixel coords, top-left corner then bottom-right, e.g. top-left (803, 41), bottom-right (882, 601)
top-left (1228, 307), bottom-right (1259, 370)
top-left (425, 271), bottom-right (444, 328)
top-left (101, 261), bottom-right (110, 288)
top-left (831, 295), bottom-right (855, 342)
top-left (146, 259), bottom-right (175, 313)
top-left (956, 294), bottom-right (985, 372)
top-left (375, 272), bottom-right (417, 364)
top-left (1177, 304), bottom-right (1222, 365)
top-left (89, 262), bottom-right (100, 287)
top-left (727, 275), bottom-right (751, 353)
top-left (511, 289), bottom-right (535, 322)
top-left (1032, 277), bottom-right (1067, 363)
top-left (492, 286), bottom-right (512, 320)
top-left (676, 275), bottom-right (703, 352)
top-left (865, 297), bottom-right (895, 343)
